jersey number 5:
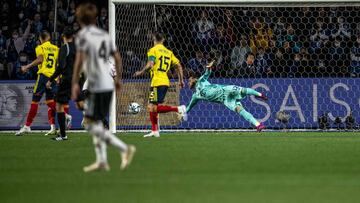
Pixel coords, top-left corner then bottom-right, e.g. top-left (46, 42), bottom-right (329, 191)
top-left (46, 53), bottom-right (55, 68)
top-left (158, 56), bottom-right (170, 72)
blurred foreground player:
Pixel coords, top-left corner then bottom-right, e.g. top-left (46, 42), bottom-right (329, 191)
top-left (133, 33), bottom-right (187, 138)
top-left (181, 61), bottom-right (267, 132)
top-left (46, 27), bottom-right (75, 141)
top-left (16, 31), bottom-right (59, 136)
top-left (71, 3), bottom-right (135, 172)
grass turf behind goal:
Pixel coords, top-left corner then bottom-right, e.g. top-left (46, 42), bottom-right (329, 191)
top-left (1, 132), bottom-right (360, 203)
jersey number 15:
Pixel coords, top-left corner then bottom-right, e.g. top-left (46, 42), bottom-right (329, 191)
top-left (158, 56), bottom-right (170, 72)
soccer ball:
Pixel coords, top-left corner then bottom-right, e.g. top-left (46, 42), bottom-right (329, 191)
top-left (128, 102), bottom-right (141, 114)
top-left (276, 110), bottom-right (290, 123)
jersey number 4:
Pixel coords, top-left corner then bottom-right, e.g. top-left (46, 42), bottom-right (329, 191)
top-left (158, 56), bottom-right (170, 72)
top-left (99, 41), bottom-right (107, 62)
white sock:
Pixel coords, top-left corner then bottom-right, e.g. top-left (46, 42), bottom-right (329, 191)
top-left (92, 135), bottom-right (102, 163)
top-left (100, 140), bottom-right (107, 163)
top-left (104, 130), bottom-right (128, 152)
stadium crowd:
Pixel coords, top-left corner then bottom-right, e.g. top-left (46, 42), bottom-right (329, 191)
top-left (0, 0), bottom-right (108, 80)
top-left (153, 6), bottom-right (360, 78)
top-left (2, 2), bottom-right (360, 79)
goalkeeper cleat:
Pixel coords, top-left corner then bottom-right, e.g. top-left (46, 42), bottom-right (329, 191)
top-left (65, 114), bottom-right (72, 129)
top-left (121, 145), bottom-right (136, 170)
top-left (178, 105), bottom-right (188, 121)
top-left (256, 94), bottom-right (268, 101)
top-left (143, 131), bottom-right (160, 138)
top-left (45, 125), bottom-right (57, 136)
top-left (83, 162), bottom-right (110, 172)
top-left (15, 125), bottom-right (31, 136)
top-left (256, 123), bottom-right (266, 132)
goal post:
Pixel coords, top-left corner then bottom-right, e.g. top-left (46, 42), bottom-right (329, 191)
top-left (109, 0), bottom-right (360, 132)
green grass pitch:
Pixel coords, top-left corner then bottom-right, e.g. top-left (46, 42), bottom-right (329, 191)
top-left (1, 132), bottom-right (360, 203)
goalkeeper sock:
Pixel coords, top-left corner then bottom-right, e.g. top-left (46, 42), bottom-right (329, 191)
top-left (150, 112), bottom-right (158, 131)
top-left (46, 100), bottom-right (56, 125)
top-left (239, 109), bottom-right (260, 127)
top-left (157, 105), bottom-right (178, 113)
top-left (25, 102), bottom-right (39, 126)
top-left (243, 88), bottom-right (261, 97)
top-left (57, 112), bottom-right (66, 137)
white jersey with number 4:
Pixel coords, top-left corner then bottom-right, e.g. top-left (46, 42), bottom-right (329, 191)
top-left (76, 25), bottom-right (117, 93)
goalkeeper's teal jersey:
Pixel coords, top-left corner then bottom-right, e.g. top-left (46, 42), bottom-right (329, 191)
top-left (186, 69), bottom-right (227, 112)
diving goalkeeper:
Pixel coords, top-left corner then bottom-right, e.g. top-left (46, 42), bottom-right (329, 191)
top-left (183, 61), bottom-right (267, 132)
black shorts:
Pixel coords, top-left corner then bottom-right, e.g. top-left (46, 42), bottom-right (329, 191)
top-left (55, 82), bottom-right (71, 104)
top-left (85, 91), bottom-right (113, 121)
top-left (149, 86), bottom-right (168, 104)
top-left (76, 89), bottom-right (89, 102)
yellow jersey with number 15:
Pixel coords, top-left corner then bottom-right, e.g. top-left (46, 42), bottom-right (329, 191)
top-left (35, 41), bottom-right (59, 78)
top-left (147, 44), bottom-right (180, 87)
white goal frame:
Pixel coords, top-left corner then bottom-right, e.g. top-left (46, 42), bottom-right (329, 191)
top-left (108, 0), bottom-right (360, 133)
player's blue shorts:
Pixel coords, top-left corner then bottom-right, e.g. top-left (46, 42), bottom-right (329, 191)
top-left (222, 85), bottom-right (245, 111)
top-left (32, 74), bottom-right (57, 102)
top-left (149, 86), bottom-right (168, 104)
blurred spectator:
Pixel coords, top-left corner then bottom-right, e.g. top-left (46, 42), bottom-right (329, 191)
top-left (224, 9), bottom-right (236, 46)
top-left (1, 2), bottom-right (10, 34)
top-left (289, 53), bottom-right (301, 77)
top-left (123, 50), bottom-right (141, 78)
top-left (67, 1), bottom-right (76, 25)
top-left (350, 36), bottom-right (360, 77)
top-left (187, 50), bottom-right (207, 76)
top-left (193, 10), bottom-right (214, 50)
top-left (13, 52), bottom-right (35, 80)
top-left (254, 47), bottom-right (271, 77)
top-left (33, 13), bottom-right (43, 34)
top-left (310, 20), bottom-right (330, 53)
top-left (6, 21), bottom-right (31, 55)
top-left (97, 8), bottom-right (108, 30)
top-left (249, 17), bottom-right (273, 52)
top-left (23, 33), bottom-right (38, 60)
top-left (328, 38), bottom-right (348, 76)
top-left (240, 52), bottom-right (255, 77)
top-left (0, 29), bottom-right (6, 51)
top-left (271, 48), bottom-right (286, 77)
top-left (230, 35), bottom-right (251, 72)
top-left (331, 17), bottom-right (351, 41)
top-left (284, 24), bottom-right (300, 53)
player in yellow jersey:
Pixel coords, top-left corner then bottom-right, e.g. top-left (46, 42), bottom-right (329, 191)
top-left (134, 33), bottom-right (187, 138)
top-left (16, 31), bottom-right (59, 136)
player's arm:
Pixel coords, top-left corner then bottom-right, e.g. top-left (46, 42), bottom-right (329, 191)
top-left (21, 55), bottom-right (43, 72)
top-left (133, 60), bottom-right (154, 77)
top-left (198, 60), bottom-right (215, 82)
top-left (113, 51), bottom-right (123, 92)
top-left (71, 50), bottom-right (85, 100)
top-left (173, 55), bottom-right (184, 88)
top-left (134, 48), bottom-right (155, 77)
top-left (186, 94), bottom-right (199, 113)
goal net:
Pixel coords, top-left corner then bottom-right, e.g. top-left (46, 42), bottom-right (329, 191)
top-left (110, 0), bottom-right (360, 131)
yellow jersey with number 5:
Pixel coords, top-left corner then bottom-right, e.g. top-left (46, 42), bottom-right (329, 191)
top-left (35, 41), bottom-right (59, 78)
top-left (147, 44), bottom-right (180, 87)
